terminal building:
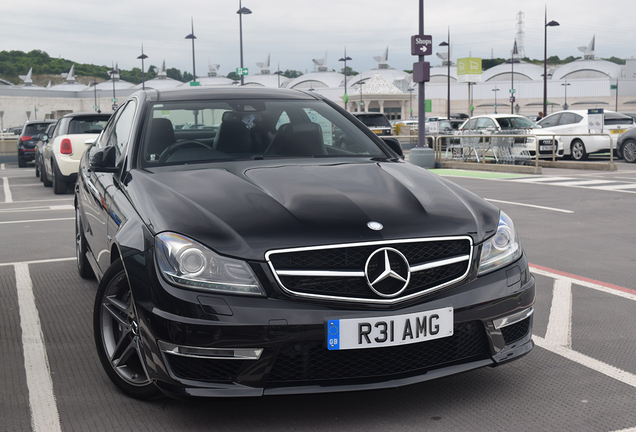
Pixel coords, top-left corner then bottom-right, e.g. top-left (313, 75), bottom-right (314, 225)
top-left (2, 16), bottom-right (636, 130)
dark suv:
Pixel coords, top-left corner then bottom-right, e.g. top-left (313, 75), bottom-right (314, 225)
top-left (17, 120), bottom-right (56, 167)
top-left (352, 112), bottom-right (393, 136)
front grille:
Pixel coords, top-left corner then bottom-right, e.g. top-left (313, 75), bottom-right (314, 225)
top-left (268, 321), bottom-right (488, 383)
top-left (501, 317), bottom-right (531, 345)
top-left (165, 354), bottom-right (245, 382)
top-left (267, 238), bottom-right (472, 303)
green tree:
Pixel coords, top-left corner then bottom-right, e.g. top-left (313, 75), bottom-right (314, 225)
top-left (339, 66), bottom-right (358, 76)
top-left (283, 70), bottom-right (303, 79)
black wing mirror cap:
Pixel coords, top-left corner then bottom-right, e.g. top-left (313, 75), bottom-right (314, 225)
top-left (381, 137), bottom-right (405, 159)
top-left (89, 146), bottom-right (118, 173)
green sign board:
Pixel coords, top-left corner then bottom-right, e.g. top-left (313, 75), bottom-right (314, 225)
top-left (425, 99), bottom-right (432, 113)
top-left (236, 68), bottom-right (249, 76)
top-left (190, 81), bottom-right (201, 86)
top-left (343, 94), bottom-right (348, 103)
top-left (610, 84), bottom-right (617, 90)
top-left (457, 58), bottom-right (482, 83)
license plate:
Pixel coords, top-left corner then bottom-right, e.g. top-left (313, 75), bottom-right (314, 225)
top-left (327, 307), bottom-right (453, 350)
top-left (540, 145), bottom-right (554, 151)
top-left (611, 129), bottom-right (626, 134)
top-left (372, 129), bottom-right (383, 134)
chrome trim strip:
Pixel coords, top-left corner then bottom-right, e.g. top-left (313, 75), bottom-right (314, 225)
top-left (158, 341), bottom-right (263, 360)
top-left (493, 307), bottom-right (534, 330)
top-left (409, 254), bottom-right (470, 273)
top-left (277, 270), bottom-right (365, 277)
top-left (266, 236), bottom-right (473, 305)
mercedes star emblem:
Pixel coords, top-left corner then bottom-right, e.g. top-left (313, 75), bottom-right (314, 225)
top-left (364, 247), bottom-right (411, 298)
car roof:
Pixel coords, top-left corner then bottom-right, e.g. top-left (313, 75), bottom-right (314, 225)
top-left (146, 86), bottom-right (319, 103)
top-left (23, 119), bottom-right (56, 125)
top-left (60, 111), bottom-right (113, 119)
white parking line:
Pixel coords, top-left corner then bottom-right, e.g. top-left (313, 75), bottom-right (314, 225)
top-left (0, 217), bottom-right (74, 225)
top-left (0, 205), bottom-right (74, 213)
top-left (485, 198), bottom-right (574, 214)
top-left (14, 263), bottom-right (62, 432)
top-left (530, 264), bottom-right (636, 390)
top-left (1, 163), bottom-right (5, 170)
top-left (0, 198), bottom-right (73, 205)
top-left (3, 177), bottom-right (12, 203)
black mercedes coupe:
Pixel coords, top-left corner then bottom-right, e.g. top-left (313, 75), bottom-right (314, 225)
top-left (75, 87), bottom-right (535, 399)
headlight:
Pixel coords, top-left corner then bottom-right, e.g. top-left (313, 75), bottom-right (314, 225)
top-left (155, 232), bottom-right (265, 296)
top-left (478, 211), bottom-right (522, 275)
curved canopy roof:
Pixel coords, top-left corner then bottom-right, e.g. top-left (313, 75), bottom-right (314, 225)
top-left (552, 59), bottom-right (622, 80)
top-left (482, 61), bottom-right (544, 82)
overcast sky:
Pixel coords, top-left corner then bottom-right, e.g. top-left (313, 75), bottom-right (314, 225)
top-left (2, 0), bottom-right (635, 77)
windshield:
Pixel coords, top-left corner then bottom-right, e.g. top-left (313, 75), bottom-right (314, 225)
top-left (23, 123), bottom-right (52, 136)
top-left (140, 99), bottom-right (388, 167)
top-left (495, 117), bottom-right (536, 129)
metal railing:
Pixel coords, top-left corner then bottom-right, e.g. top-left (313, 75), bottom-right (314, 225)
top-left (401, 132), bottom-right (615, 168)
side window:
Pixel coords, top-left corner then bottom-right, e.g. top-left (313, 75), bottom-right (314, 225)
top-left (477, 118), bottom-right (496, 129)
top-left (111, 101), bottom-right (137, 155)
top-left (538, 114), bottom-right (560, 128)
top-left (275, 112), bottom-right (290, 130)
top-left (559, 113), bottom-right (579, 125)
top-left (303, 108), bottom-right (333, 146)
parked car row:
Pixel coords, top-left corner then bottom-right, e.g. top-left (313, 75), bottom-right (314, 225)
top-left (18, 112), bottom-right (112, 194)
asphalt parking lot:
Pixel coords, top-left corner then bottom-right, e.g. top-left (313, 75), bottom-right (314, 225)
top-left (2, 160), bottom-right (636, 432)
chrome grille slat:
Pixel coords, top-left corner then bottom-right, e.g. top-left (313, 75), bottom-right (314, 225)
top-left (266, 237), bottom-right (473, 304)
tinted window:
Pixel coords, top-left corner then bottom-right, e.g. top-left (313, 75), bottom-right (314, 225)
top-left (23, 123), bottom-right (52, 136)
top-left (68, 116), bottom-right (110, 134)
top-left (476, 118), bottom-right (496, 129)
top-left (538, 114), bottom-right (561, 128)
top-left (559, 113), bottom-right (582, 125)
top-left (604, 113), bottom-right (634, 125)
top-left (496, 117), bottom-right (536, 129)
top-left (354, 114), bottom-right (391, 128)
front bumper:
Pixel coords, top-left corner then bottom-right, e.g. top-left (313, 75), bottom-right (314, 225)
top-left (126, 251), bottom-right (535, 398)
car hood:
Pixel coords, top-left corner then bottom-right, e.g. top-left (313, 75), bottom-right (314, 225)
top-left (127, 160), bottom-right (499, 260)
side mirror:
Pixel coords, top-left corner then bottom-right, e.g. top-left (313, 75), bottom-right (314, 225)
top-left (89, 146), bottom-right (118, 173)
top-left (85, 138), bottom-right (97, 145)
top-left (381, 137), bottom-right (404, 159)
top-left (40, 134), bottom-right (48, 142)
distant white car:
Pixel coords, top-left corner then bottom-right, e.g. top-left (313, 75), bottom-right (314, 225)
top-left (456, 114), bottom-right (564, 159)
top-left (41, 112), bottom-right (112, 194)
top-left (537, 110), bottom-right (635, 160)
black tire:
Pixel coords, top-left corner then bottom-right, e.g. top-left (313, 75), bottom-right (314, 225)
top-left (75, 206), bottom-right (95, 279)
top-left (35, 162), bottom-right (40, 178)
top-left (570, 139), bottom-right (588, 161)
top-left (42, 164), bottom-right (52, 187)
top-left (94, 259), bottom-right (160, 400)
top-left (622, 139), bottom-right (636, 163)
top-left (18, 157), bottom-right (26, 168)
top-left (52, 159), bottom-right (67, 194)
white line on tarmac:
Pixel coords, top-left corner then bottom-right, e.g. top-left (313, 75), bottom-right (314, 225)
top-left (485, 198), bottom-right (574, 214)
top-left (3, 177), bottom-right (12, 203)
top-left (0, 205), bottom-right (74, 213)
top-left (1, 163), bottom-right (5, 170)
top-left (0, 217), bottom-right (74, 225)
top-left (533, 336), bottom-right (636, 389)
top-left (0, 198), bottom-right (73, 205)
top-left (0, 257), bottom-right (75, 268)
top-left (14, 263), bottom-right (62, 432)
top-left (544, 278), bottom-right (572, 347)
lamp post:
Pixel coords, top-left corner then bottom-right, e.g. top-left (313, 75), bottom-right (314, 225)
top-left (109, 64), bottom-right (119, 110)
top-left (561, 79), bottom-right (570, 110)
top-left (92, 78), bottom-right (100, 113)
top-left (237, 1), bottom-right (252, 86)
top-left (492, 88), bottom-right (500, 113)
top-left (356, 81), bottom-right (365, 112)
top-left (543, 7), bottom-right (559, 119)
top-left (274, 63), bottom-right (283, 88)
top-left (137, 44), bottom-right (148, 90)
top-left (439, 28), bottom-right (450, 119)
top-left (185, 18), bottom-right (197, 83)
top-left (339, 48), bottom-right (352, 110)
top-left (407, 87), bottom-right (415, 118)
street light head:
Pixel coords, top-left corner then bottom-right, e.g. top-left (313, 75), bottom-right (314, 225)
top-left (439, 41), bottom-right (449, 47)
top-left (185, 33), bottom-right (196, 40)
top-left (339, 56), bottom-right (352, 62)
top-left (137, 54), bottom-right (148, 60)
top-left (546, 20), bottom-right (559, 27)
top-left (237, 7), bottom-right (252, 14)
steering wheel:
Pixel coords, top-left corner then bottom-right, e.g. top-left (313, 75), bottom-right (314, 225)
top-left (158, 140), bottom-right (213, 163)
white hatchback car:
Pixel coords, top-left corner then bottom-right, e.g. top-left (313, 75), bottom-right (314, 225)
top-left (41, 112), bottom-right (112, 194)
top-left (537, 110), bottom-right (635, 160)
